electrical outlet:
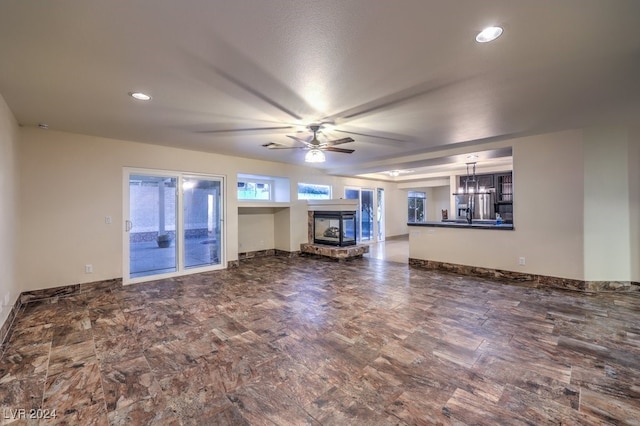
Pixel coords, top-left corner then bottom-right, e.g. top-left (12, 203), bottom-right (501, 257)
top-left (85, 264), bottom-right (93, 274)
top-left (105, 216), bottom-right (112, 224)
top-left (518, 257), bottom-right (526, 266)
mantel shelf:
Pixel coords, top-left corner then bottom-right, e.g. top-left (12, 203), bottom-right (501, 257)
top-left (237, 201), bottom-right (290, 208)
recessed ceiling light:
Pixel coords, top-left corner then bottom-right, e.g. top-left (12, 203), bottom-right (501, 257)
top-left (476, 26), bottom-right (503, 43)
top-left (129, 92), bottom-right (151, 101)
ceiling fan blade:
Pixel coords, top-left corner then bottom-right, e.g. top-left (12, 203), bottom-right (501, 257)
top-left (262, 142), bottom-right (304, 150)
top-left (324, 147), bottom-right (355, 154)
top-left (321, 137), bottom-right (355, 147)
top-left (286, 135), bottom-right (315, 148)
top-left (333, 129), bottom-right (406, 142)
top-left (322, 76), bottom-right (463, 123)
top-left (265, 146), bottom-right (304, 150)
top-left (197, 126), bottom-right (294, 134)
top-left (212, 67), bottom-right (304, 120)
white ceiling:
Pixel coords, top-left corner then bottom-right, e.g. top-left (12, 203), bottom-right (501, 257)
top-left (1, 1), bottom-right (639, 178)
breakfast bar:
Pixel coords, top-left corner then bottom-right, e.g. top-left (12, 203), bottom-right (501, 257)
top-left (407, 220), bottom-right (514, 230)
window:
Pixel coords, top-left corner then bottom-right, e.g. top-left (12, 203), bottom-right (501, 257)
top-left (297, 183), bottom-right (332, 200)
top-left (237, 179), bottom-right (273, 200)
top-left (408, 191), bottom-right (426, 223)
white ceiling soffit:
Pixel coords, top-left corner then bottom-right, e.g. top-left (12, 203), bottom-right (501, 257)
top-left (1, 0), bottom-right (639, 176)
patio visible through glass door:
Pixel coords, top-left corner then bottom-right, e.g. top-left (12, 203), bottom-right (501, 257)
top-left (125, 170), bottom-right (225, 283)
top-left (127, 174), bottom-right (177, 279)
top-left (182, 176), bottom-right (222, 269)
top-left (344, 187), bottom-right (375, 243)
top-left (360, 189), bottom-right (374, 241)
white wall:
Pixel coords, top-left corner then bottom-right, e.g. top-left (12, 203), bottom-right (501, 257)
top-left (0, 94), bottom-right (19, 327)
top-left (411, 129), bottom-right (586, 280)
top-left (583, 127), bottom-right (633, 281)
top-left (630, 125), bottom-right (640, 282)
top-left (18, 128), bottom-right (403, 291)
top-left (238, 210), bottom-right (275, 253)
top-left (432, 186), bottom-right (451, 220)
top-left (381, 185), bottom-right (408, 237)
top-left (423, 188), bottom-right (435, 221)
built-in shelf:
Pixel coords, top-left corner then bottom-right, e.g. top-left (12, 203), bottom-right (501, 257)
top-left (306, 199), bottom-right (358, 212)
top-left (238, 201), bottom-right (290, 209)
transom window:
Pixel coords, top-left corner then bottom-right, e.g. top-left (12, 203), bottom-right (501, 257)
top-left (237, 179), bottom-right (273, 200)
top-left (297, 183), bottom-right (332, 200)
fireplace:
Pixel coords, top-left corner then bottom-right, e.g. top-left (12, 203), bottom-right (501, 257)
top-left (313, 211), bottom-right (357, 246)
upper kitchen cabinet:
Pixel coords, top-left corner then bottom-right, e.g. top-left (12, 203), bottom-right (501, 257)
top-left (459, 173), bottom-right (494, 191)
top-left (496, 173), bottom-right (513, 203)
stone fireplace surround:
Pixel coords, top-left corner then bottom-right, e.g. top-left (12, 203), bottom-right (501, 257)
top-left (301, 199), bottom-right (369, 261)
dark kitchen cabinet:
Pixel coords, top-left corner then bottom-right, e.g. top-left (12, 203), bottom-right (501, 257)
top-left (455, 170), bottom-right (514, 223)
top-left (459, 173), bottom-right (494, 190)
top-left (496, 173), bottom-right (513, 203)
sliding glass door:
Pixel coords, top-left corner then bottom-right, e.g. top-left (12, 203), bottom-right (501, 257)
top-left (182, 176), bottom-right (222, 269)
top-left (344, 187), bottom-right (377, 243)
top-left (124, 169), bottom-right (224, 284)
top-left (127, 174), bottom-right (178, 278)
top-left (377, 188), bottom-right (385, 242)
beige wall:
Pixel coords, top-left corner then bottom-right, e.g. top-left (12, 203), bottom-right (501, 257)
top-left (432, 186), bottom-right (451, 221)
top-left (410, 126), bottom-right (639, 282)
top-left (18, 128), bottom-right (401, 291)
top-left (583, 127), bottom-right (633, 281)
top-left (0, 94), bottom-right (19, 327)
top-left (630, 125), bottom-right (640, 282)
top-left (238, 210), bottom-right (275, 253)
top-left (411, 130), bottom-right (586, 280)
top-left (382, 186), bottom-right (408, 237)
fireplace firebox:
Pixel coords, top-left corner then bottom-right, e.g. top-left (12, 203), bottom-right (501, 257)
top-left (313, 211), bottom-right (357, 247)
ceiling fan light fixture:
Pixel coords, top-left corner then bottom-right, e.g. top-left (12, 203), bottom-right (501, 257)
top-left (476, 26), bottom-right (503, 43)
top-left (305, 149), bottom-right (326, 163)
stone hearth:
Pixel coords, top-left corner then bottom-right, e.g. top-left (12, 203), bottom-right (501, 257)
top-left (300, 242), bottom-right (369, 261)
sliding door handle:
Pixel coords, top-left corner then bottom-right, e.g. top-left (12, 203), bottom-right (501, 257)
top-left (125, 220), bottom-right (133, 232)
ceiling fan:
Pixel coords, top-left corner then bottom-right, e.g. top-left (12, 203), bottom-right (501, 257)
top-left (262, 124), bottom-right (355, 162)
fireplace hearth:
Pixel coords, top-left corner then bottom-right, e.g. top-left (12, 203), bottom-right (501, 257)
top-left (313, 211), bottom-right (356, 247)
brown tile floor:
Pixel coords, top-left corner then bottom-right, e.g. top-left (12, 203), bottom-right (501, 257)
top-left (364, 236), bottom-right (409, 264)
top-left (1, 256), bottom-right (640, 425)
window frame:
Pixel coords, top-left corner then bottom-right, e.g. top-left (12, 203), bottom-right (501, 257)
top-left (297, 182), bottom-right (332, 200)
top-left (237, 178), bottom-right (274, 201)
top-left (407, 191), bottom-right (426, 223)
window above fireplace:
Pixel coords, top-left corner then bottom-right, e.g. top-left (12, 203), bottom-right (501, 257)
top-left (237, 173), bottom-right (290, 203)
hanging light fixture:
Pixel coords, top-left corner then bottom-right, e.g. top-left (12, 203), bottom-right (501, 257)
top-left (465, 162), bottom-right (478, 194)
top-left (305, 149), bottom-right (326, 163)
top-left (451, 162), bottom-right (480, 194)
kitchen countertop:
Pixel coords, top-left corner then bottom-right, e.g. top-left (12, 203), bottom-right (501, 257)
top-left (407, 220), bottom-right (514, 230)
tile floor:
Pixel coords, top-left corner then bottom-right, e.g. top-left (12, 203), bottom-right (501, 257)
top-left (130, 237), bottom-right (220, 279)
top-left (1, 255), bottom-right (640, 425)
top-left (364, 236), bottom-right (409, 264)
